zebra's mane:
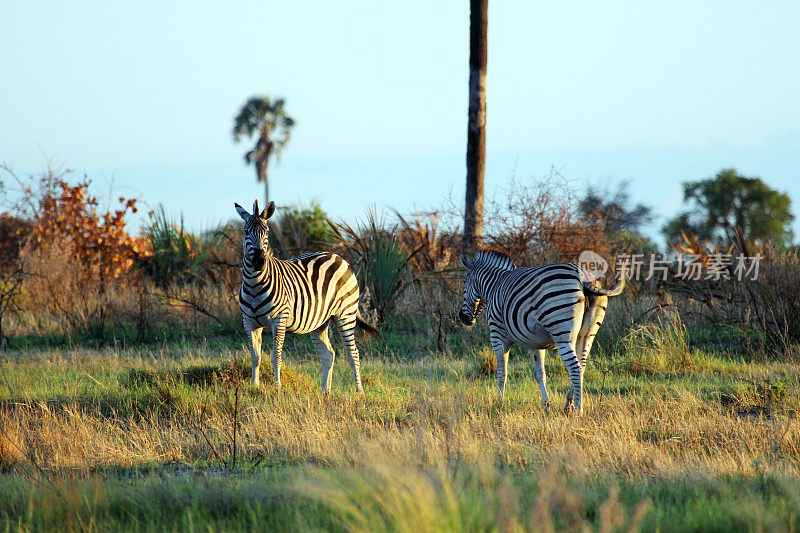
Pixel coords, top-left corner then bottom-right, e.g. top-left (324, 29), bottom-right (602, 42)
top-left (474, 249), bottom-right (516, 271)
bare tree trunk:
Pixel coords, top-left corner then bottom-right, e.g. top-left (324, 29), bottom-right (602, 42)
top-left (464, 0), bottom-right (488, 254)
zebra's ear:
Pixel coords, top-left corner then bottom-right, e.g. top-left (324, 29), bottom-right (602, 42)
top-left (261, 201), bottom-right (276, 220)
top-left (460, 254), bottom-right (472, 270)
top-left (252, 199), bottom-right (259, 216)
top-left (234, 203), bottom-right (250, 221)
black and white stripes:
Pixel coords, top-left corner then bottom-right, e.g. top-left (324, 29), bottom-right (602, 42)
top-left (459, 250), bottom-right (624, 415)
top-left (235, 199), bottom-right (377, 392)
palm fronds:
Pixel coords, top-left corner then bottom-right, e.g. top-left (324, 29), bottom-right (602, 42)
top-left (328, 207), bottom-right (424, 322)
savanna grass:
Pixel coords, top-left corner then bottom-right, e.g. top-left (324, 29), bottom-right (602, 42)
top-left (0, 326), bottom-right (798, 531)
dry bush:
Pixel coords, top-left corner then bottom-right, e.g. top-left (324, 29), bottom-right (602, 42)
top-left (396, 210), bottom-right (457, 274)
top-left (0, 213), bottom-right (31, 271)
top-left (21, 240), bottom-right (113, 335)
top-left (660, 229), bottom-right (800, 353)
top-left (755, 246), bottom-right (800, 350)
top-left (204, 223), bottom-right (242, 295)
top-left (483, 171), bottom-right (611, 267)
top-left (23, 172), bottom-right (143, 281)
top-left (0, 169), bottom-right (245, 342)
top-left (0, 215), bottom-right (28, 342)
top-left (393, 210), bottom-right (463, 346)
top-left (7, 170), bottom-right (143, 337)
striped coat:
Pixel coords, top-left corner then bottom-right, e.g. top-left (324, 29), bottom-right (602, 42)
top-left (459, 250), bottom-right (624, 415)
top-left (235, 200), bottom-right (377, 391)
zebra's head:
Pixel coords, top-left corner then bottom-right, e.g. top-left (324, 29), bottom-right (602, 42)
top-left (235, 199), bottom-right (276, 273)
top-left (458, 254), bottom-right (486, 326)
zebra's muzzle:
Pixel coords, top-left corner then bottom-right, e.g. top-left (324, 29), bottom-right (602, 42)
top-left (251, 249), bottom-right (266, 271)
top-left (459, 311), bottom-right (475, 326)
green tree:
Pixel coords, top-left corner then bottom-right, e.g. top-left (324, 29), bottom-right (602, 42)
top-left (232, 96), bottom-right (295, 205)
top-left (662, 168), bottom-right (794, 246)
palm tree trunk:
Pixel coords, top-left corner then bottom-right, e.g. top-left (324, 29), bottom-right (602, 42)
top-left (257, 159), bottom-right (269, 205)
top-left (464, 0), bottom-right (488, 254)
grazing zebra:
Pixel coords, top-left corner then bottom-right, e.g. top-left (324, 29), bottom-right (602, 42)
top-left (235, 199), bottom-right (378, 392)
top-left (459, 250), bottom-right (624, 415)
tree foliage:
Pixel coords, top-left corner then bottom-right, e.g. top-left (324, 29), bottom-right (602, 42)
top-left (662, 168), bottom-right (793, 246)
top-left (578, 181), bottom-right (657, 255)
top-left (578, 181), bottom-right (653, 236)
top-left (232, 96), bottom-right (295, 203)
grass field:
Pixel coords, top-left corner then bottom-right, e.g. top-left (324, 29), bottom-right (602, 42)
top-left (1, 323), bottom-right (799, 532)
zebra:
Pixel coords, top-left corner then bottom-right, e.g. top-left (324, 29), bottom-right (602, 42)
top-left (458, 250), bottom-right (624, 415)
top-left (235, 199), bottom-right (378, 392)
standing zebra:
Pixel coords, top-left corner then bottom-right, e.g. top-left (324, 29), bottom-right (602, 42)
top-left (235, 200), bottom-right (378, 392)
top-left (459, 250), bottom-right (624, 415)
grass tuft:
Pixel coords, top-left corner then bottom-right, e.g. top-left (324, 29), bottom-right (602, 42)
top-left (468, 345), bottom-right (497, 379)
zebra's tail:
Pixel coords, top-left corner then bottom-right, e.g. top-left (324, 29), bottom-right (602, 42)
top-left (582, 270), bottom-right (626, 297)
top-left (356, 312), bottom-right (381, 340)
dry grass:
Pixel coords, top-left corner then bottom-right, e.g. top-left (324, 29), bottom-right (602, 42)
top-left (0, 347), bottom-right (797, 477)
top-left (0, 341), bottom-right (798, 530)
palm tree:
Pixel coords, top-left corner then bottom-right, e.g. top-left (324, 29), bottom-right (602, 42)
top-left (232, 96), bottom-right (295, 204)
top-left (463, 0), bottom-right (488, 253)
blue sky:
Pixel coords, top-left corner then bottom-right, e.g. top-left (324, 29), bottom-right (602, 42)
top-left (2, 1), bottom-right (799, 242)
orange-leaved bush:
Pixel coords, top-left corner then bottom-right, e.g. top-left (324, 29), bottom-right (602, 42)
top-left (18, 171), bottom-right (146, 335)
top-left (26, 174), bottom-right (145, 281)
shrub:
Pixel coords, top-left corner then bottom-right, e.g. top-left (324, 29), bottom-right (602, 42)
top-left (23, 171), bottom-right (142, 282)
top-left (469, 345), bottom-right (497, 379)
top-left (755, 246), bottom-right (800, 349)
top-left (661, 229), bottom-right (800, 352)
top-left (15, 170), bottom-right (142, 336)
top-left (139, 206), bottom-right (209, 286)
top-left (482, 171), bottom-right (611, 266)
top-left (619, 309), bottom-right (694, 374)
top-left (330, 207), bottom-right (423, 322)
top-left (272, 200), bottom-right (335, 256)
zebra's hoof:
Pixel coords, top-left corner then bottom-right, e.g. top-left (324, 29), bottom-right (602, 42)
top-left (542, 401), bottom-right (551, 415)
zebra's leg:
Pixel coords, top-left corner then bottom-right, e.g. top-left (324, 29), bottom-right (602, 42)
top-left (564, 295), bottom-right (608, 414)
top-left (311, 323), bottom-right (336, 393)
top-left (532, 348), bottom-right (550, 412)
top-left (336, 317), bottom-right (363, 393)
top-left (271, 316), bottom-right (287, 388)
top-left (246, 322), bottom-right (264, 386)
top-left (565, 333), bottom-right (584, 409)
top-left (577, 295), bottom-right (608, 372)
top-left (554, 338), bottom-right (583, 415)
top-left (545, 294), bottom-right (586, 416)
top-left (490, 331), bottom-right (512, 401)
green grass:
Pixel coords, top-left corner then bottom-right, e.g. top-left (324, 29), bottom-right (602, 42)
top-left (0, 324), bottom-right (798, 531)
